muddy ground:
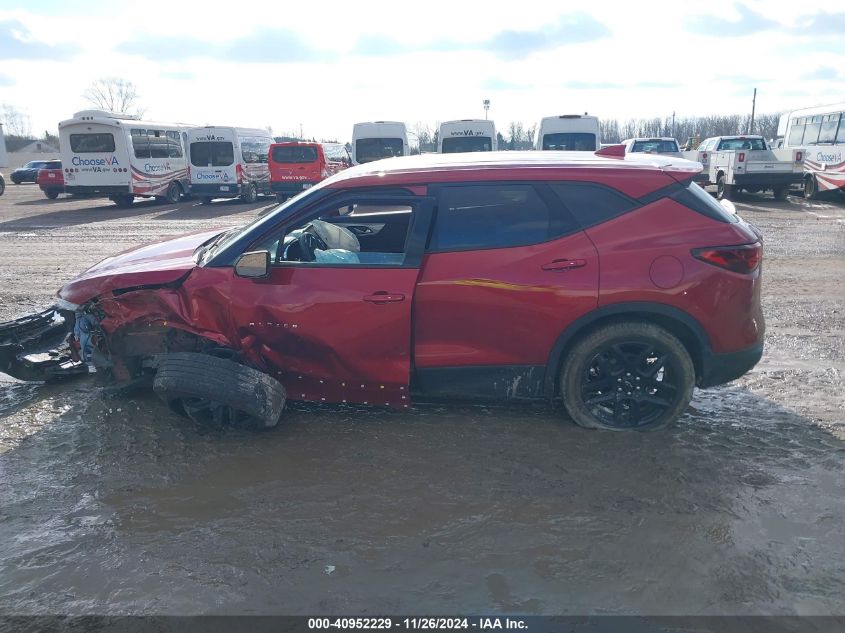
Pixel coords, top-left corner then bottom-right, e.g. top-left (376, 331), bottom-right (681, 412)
top-left (0, 183), bottom-right (843, 616)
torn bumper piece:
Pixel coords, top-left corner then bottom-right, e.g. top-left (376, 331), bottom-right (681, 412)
top-left (0, 308), bottom-right (88, 382)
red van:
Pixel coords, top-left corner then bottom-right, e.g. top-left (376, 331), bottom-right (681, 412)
top-left (268, 142), bottom-right (351, 202)
top-left (37, 160), bottom-right (65, 199)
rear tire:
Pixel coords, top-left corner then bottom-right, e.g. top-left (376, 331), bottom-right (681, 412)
top-left (153, 352), bottom-right (286, 429)
top-left (276, 193), bottom-right (288, 203)
top-left (804, 174), bottom-right (819, 200)
top-left (716, 173), bottom-right (732, 200)
top-left (165, 182), bottom-right (181, 204)
top-left (0, 176), bottom-right (5, 196)
top-left (113, 194), bottom-right (134, 208)
top-left (773, 186), bottom-right (789, 200)
top-left (560, 322), bottom-right (695, 431)
top-left (200, 196), bottom-right (213, 205)
top-left (241, 182), bottom-right (258, 204)
top-left (45, 190), bottom-right (59, 200)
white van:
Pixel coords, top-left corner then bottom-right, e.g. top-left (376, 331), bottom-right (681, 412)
top-left (535, 114), bottom-right (600, 151)
top-left (438, 119), bottom-right (497, 153)
top-left (351, 121), bottom-right (409, 165)
top-left (187, 126), bottom-right (274, 204)
top-left (59, 110), bottom-right (192, 207)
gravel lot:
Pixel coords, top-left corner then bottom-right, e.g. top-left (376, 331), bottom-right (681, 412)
top-left (0, 182), bottom-right (843, 615)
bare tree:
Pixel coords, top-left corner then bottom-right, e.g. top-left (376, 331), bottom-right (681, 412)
top-left (0, 104), bottom-right (32, 138)
top-left (83, 78), bottom-right (143, 115)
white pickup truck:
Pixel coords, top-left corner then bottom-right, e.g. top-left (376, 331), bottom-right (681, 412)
top-left (681, 135), bottom-right (804, 200)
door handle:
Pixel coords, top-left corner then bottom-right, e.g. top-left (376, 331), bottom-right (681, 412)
top-left (541, 259), bottom-right (587, 271)
top-left (363, 292), bottom-right (405, 303)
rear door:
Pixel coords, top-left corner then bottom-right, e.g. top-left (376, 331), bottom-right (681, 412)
top-left (189, 128), bottom-right (237, 191)
top-left (412, 182), bottom-right (599, 398)
top-left (270, 144), bottom-right (321, 184)
top-left (228, 192), bottom-right (434, 406)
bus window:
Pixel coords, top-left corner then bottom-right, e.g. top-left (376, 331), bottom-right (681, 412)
top-left (818, 113), bottom-right (841, 145)
top-left (166, 131), bottom-right (183, 158)
top-left (837, 114), bottom-right (845, 145)
top-left (69, 133), bottom-right (115, 153)
top-left (131, 128), bottom-right (150, 159)
top-left (355, 138), bottom-right (404, 163)
top-left (788, 119), bottom-right (806, 146)
top-left (804, 116), bottom-right (822, 145)
top-left (542, 133), bottom-right (596, 151)
top-left (190, 141), bottom-right (234, 167)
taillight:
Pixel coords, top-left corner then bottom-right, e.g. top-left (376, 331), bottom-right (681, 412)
top-left (236, 164), bottom-right (244, 184)
top-left (796, 151), bottom-right (803, 162)
top-left (701, 152), bottom-right (707, 162)
top-left (692, 242), bottom-right (762, 274)
top-left (738, 152), bottom-right (745, 162)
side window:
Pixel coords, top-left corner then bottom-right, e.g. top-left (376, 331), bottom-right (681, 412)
top-left (131, 128), bottom-right (150, 159)
top-left (257, 198), bottom-right (418, 266)
top-left (430, 184), bottom-right (571, 251)
top-left (166, 130), bottom-right (184, 158)
top-left (550, 183), bottom-right (639, 229)
top-left (149, 130), bottom-right (169, 158)
top-left (788, 119), bottom-right (806, 146)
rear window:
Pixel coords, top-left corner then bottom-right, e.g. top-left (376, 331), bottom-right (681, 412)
top-left (717, 138), bottom-right (767, 151)
top-left (542, 133), bottom-right (596, 151)
top-left (550, 183), bottom-right (639, 228)
top-left (355, 138), bottom-right (404, 163)
top-left (272, 145), bottom-right (319, 163)
top-left (671, 182), bottom-right (739, 223)
top-left (322, 144), bottom-right (349, 162)
top-left (631, 140), bottom-right (679, 153)
top-left (441, 136), bottom-right (493, 153)
top-left (241, 137), bottom-right (271, 164)
top-left (190, 141), bottom-right (235, 167)
top-left (69, 133), bottom-right (115, 153)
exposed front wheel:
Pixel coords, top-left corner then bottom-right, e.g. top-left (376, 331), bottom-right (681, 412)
top-left (716, 174), bottom-right (732, 200)
top-left (153, 352), bottom-right (286, 429)
top-left (241, 182), bottom-right (258, 203)
top-left (560, 322), bottom-right (695, 431)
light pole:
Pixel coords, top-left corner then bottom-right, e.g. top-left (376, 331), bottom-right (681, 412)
top-left (299, 123), bottom-right (303, 139)
top-left (671, 111), bottom-right (676, 138)
top-left (483, 99), bottom-right (490, 120)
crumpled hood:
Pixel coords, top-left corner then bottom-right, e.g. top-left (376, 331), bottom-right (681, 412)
top-left (58, 228), bottom-right (227, 305)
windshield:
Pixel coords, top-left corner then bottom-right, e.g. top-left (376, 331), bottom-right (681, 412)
top-left (631, 140), bottom-right (679, 153)
top-left (542, 133), bottom-right (596, 151)
top-left (272, 145), bottom-right (318, 163)
top-left (69, 133), bottom-right (116, 153)
top-left (718, 138), bottom-right (767, 151)
top-left (355, 137), bottom-right (404, 163)
top-left (241, 137), bottom-right (270, 164)
top-left (190, 141), bottom-right (234, 167)
top-left (24, 161), bottom-right (48, 169)
top-left (441, 136), bottom-right (493, 153)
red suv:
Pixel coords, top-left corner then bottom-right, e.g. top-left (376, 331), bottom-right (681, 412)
top-left (37, 160), bottom-right (65, 199)
top-left (1, 149), bottom-right (764, 431)
top-left (269, 142), bottom-right (350, 202)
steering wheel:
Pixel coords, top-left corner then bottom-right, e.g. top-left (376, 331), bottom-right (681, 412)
top-left (298, 230), bottom-right (328, 262)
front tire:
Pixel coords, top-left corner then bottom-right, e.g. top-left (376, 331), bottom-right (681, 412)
top-left (153, 352), bottom-right (286, 429)
top-left (560, 322), bottom-right (695, 431)
top-left (241, 182), bottom-right (258, 204)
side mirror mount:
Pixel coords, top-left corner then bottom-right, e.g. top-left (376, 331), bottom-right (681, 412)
top-left (235, 250), bottom-right (270, 278)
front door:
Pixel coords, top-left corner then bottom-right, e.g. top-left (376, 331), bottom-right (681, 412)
top-left (227, 192), bottom-right (433, 407)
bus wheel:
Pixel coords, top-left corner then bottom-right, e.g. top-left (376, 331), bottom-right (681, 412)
top-left (276, 193), bottom-right (288, 203)
top-left (114, 194), bottom-right (134, 208)
top-left (165, 182), bottom-right (181, 204)
top-left (200, 197), bottom-right (213, 205)
top-left (241, 183), bottom-right (258, 204)
top-left (804, 175), bottom-right (819, 200)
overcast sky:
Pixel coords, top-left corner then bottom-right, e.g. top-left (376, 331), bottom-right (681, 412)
top-left (1, 0), bottom-right (844, 141)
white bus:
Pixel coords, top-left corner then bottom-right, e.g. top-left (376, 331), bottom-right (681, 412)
top-left (351, 121), bottom-right (409, 165)
top-left (535, 114), bottom-right (600, 151)
top-left (438, 119), bottom-right (497, 153)
top-left (59, 110), bottom-right (192, 207)
top-left (187, 126), bottom-right (274, 204)
top-left (780, 102), bottom-right (845, 198)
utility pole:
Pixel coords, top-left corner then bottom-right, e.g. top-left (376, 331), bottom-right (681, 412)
top-left (483, 99), bottom-right (490, 120)
top-left (749, 88), bottom-right (757, 134)
top-left (299, 123), bottom-right (303, 139)
top-left (671, 111), bottom-right (676, 138)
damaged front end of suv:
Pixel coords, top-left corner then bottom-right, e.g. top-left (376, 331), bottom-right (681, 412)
top-left (0, 227), bottom-right (287, 428)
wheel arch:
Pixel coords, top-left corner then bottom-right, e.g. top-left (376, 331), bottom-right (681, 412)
top-left (544, 302), bottom-right (711, 397)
